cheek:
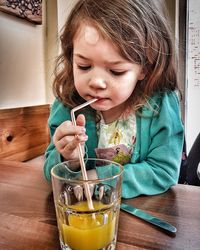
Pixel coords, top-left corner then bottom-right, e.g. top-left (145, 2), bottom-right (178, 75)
top-left (115, 75), bottom-right (138, 95)
top-left (73, 66), bottom-right (78, 81)
top-left (111, 84), bottom-right (134, 102)
top-left (73, 76), bottom-right (81, 93)
top-left (74, 81), bottom-right (82, 93)
top-left (73, 69), bottom-right (81, 89)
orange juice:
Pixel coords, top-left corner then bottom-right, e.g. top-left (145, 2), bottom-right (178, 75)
top-left (56, 200), bottom-right (119, 250)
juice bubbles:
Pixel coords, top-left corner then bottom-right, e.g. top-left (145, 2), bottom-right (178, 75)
top-left (56, 200), bottom-right (119, 250)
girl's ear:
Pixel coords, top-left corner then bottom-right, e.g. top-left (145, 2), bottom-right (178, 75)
top-left (138, 67), bottom-right (147, 81)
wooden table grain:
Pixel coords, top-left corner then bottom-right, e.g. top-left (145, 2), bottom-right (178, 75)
top-left (0, 160), bottom-right (200, 250)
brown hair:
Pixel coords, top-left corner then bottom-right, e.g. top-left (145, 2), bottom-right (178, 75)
top-left (53, 0), bottom-right (179, 110)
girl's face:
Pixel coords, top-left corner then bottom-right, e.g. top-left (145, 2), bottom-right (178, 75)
top-left (73, 23), bottom-right (145, 123)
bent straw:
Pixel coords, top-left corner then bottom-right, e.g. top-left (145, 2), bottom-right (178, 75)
top-left (71, 98), bottom-right (98, 210)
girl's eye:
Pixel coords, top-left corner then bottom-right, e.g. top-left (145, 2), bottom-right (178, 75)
top-left (110, 70), bottom-right (126, 76)
top-left (77, 65), bottom-right (91, 71)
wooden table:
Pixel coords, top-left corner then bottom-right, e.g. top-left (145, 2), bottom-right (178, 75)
top-left (0, 160), bottom-right (200, 250)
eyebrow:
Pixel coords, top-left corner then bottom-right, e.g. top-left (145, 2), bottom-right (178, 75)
top-left (74, 54), bottom-right (89, 60)
top-left (73, 53), bottom-right (128, 65)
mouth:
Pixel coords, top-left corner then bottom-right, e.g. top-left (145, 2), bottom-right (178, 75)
top-left (87, 95), bottom-right (109, 102)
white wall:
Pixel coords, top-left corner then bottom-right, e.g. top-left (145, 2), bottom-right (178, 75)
top-left (45, 0), bottom-right (58, 104)
top-left (185, 0), bottom-right (200, 151)
top-left (44, 0), bottom-right (79, 104)
top-left (0, 1), bottom-right (79, 109)
top-left (0, 11), bottom-right (46, 108)
top-left (57, 0), bottom-right (78, 38)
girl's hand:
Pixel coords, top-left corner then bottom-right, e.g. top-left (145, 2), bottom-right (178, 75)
top-left (53, 114), bottom-right (88, 160)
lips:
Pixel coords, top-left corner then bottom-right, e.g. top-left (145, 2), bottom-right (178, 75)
top-left (95, 98), bottom-right (111, 106)
top-left (87, 95), bottom-right (108, 101)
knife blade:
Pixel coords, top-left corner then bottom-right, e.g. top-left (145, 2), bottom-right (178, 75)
top-left (120, 203), bottom-right (177, 233)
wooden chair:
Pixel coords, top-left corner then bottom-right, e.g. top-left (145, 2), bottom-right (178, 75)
top-left (0, 104), bottom-right (50, 162)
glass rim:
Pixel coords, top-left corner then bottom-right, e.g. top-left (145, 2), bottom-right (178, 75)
top-left (51, 158), bottom-right (123, 184)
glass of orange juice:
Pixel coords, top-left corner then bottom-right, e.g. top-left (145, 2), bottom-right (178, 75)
top-left (51, 158), bottom-right (123, 250)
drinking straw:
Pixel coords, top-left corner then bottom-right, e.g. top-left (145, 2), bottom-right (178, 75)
top-left (71, 98), bottom-right (98, 210)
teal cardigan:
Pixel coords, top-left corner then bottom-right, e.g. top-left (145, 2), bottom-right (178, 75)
top-left (44, 91), bottom-right (184, 198)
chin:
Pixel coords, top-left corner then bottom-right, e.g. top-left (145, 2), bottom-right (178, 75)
top-left (91, 105), bottom-right (112, 112)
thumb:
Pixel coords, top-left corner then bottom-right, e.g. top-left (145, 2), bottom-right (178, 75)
top-left (76, 114), bottom-right (86, 127)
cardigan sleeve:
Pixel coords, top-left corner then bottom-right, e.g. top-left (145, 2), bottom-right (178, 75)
top-left (43, 99), bottom-right (71, 181)
top-left (97, 92), bottom-right (184, 198)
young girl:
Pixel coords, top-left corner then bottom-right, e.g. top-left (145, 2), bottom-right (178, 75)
top-left (44, 0), bottom-right (184, 198)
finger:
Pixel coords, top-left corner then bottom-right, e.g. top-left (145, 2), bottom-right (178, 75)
top-left (74, 185), bottom-right (83, 201)
top-left (56, 135), bottom-right (74, 150)
top-left (55, 131), bottom-right (87, 154)
top-left (62, 134), bottom-right (88, 152)
top-left (54, 121), bottom-right (86, 142)
top-left (76, 114), bottom-right (86, 127)
top-left (99, 185), bottom-right (104, 200)
top-left (53, 121), bottom-right (72, 143)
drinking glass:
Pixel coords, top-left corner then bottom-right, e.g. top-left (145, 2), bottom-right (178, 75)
top-left (51, 158), bottom-right (123, 250)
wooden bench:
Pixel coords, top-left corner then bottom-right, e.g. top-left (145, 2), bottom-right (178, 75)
top-left (0, 105), bottom-right (50, 163)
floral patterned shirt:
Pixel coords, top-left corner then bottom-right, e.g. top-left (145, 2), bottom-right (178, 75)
top-left (95, 108), bottom-right (136, 165)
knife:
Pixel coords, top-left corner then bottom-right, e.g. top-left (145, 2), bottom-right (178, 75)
top-left (120, 203), bottom-right (177, 233)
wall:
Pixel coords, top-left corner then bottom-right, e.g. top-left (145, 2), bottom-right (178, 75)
top-left (44, 0), bottom-right (79, 104)
top-left (185, 0), bottom-right (200, 151)
top-left (165, 0), bottom-right (176, 39)
top-left (0, 10), bottom-right (46, 108)
top-left (57, 0), bottom-right (78, 40)
top-left (0, 0), bottom-right (78, 109)
top-left (45, 0), bottom-right (58, 104)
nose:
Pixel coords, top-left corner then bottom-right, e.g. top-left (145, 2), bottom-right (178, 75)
top-left (88, 78), bottom-right (107, 90)
top-left (88, 68), bottom-right (107, 90)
